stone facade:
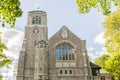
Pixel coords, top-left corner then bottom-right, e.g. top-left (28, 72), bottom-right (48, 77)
top-left (100, 73), bottom-right (113, 80)
top-left (16, 10), bottom-right (101, 80)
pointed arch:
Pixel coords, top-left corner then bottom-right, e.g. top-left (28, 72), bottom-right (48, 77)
top-left (55, 42), bottom-right (75, 60)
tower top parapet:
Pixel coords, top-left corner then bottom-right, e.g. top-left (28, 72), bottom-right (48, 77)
top-left (26, 9), bottom-right (47, 26)
top-left (29, 10), bottom-right (46, 14)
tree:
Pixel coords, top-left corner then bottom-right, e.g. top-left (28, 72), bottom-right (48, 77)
top-left (0, 0), bottom-right (22, 68)
top-left (0, 75), bottom-right (2, 80)
top-left (0, 37), bottom-right (11, 66)
top-left (0, 0), bottom-right (22, 79)
top-left (76, 0), bottom-right (120, 15)
top-left (76, 0), bottom-right (120, 79)
top-left (102, 8), bottom-right (120, 80)
top-left (94, 8), bottom-right (120, 80)
top-left (94, 54), bottom-right (109, 70)
top-left (0, 0), bottom-right (22, 28)
top-left (0, 37), bottom-right (12, 80)
top-left (105, 54), bottom-right (120, 80)
top-left (103, 8), bottom-right (120, 54)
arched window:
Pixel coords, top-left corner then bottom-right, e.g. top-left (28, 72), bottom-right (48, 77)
top-left (32, 16), bottom-right (41, 24)
top-left (56, 43), bottom-right (75, 60)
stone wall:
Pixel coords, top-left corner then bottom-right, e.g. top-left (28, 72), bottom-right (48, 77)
top-left (48, 26), bottom-right (87, 80)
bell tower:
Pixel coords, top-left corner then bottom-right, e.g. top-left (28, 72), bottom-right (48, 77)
top-left (27, 10), bottom-right (47, 26)
top-left (25, 10), bottom-right (48, 41)
top-left (17, 10), bottom-right (48, 80)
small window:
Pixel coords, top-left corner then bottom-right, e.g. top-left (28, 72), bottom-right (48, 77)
top-left (65, 70), bottom-right (67, 74)
top-left (32, 16), bottom-right (41, 25)
top-left (96, 70), bottom-right (100, 76)
top-left (60, 70), bottom-right (62, 74)
top-left (101, 76), bottom-right (105, 80)
top-left (70, 70), bottom-right (72, 74)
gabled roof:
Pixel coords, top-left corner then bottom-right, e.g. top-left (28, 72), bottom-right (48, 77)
top-left (49, 25), bottom-right (82, 41)
top-left (90, 62), bottom-right (101, 69)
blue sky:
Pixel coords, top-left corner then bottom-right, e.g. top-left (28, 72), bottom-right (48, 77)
top-left (15, 0), bottom-right (105, 47)
top-left (0, 0), bottom-right (109, 79)
top-left (16, 0), bottom-right (106, 54)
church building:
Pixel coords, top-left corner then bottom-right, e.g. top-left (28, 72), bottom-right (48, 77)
top-left (16, 10), bottom-right (102, 80)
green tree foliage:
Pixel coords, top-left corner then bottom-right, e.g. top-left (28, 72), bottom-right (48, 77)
top-left (0, 0), bottom-right (22, 68)
top-left (0, 0), bottom-right (22, 28)
top-left (103, 8), bottom-right (120, 54)
top-left (76, 0), bottom-right (120, 15)
top-left (94, 54), bottom-right (109, 70)
top-left (0, 37), bottom-right (12, 79)
top-left (0, 37), bottom-right (12, 67)
top-left (0, 0), bottom-right (22, 79)
top-left (102, 8), bottom-right (120, 80)
top-left (0, 74), bottom-right (2, 80)
top-left (76, 0), bottom-right (120, 79)
top-left (105, 54), bottom-right (120, 80)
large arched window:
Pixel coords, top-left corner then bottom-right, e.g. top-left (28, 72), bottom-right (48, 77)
top-left (32, 16), bottom-right (41, 24)
top-left (56, 43), bottom-right (75, 60)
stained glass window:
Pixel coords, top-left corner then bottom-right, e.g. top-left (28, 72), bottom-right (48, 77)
top-left (56, 43), bottom-right (74, 60)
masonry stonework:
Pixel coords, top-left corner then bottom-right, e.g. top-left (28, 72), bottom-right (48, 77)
top-left (17, 10), bottom-right (102, 80)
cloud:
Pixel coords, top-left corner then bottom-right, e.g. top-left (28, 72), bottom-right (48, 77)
top-left (1, 67), bottom-right (14, 79)
top-left (88, 32), bottom-right (107, 62)
top-left (0, 27), bottom-right (24, 78)
top-left (87, 47), bottom-right (95, 52)
top-left (0, 27), bottom-right (24, 59)
top-left (88, 52), bottom-right (98, 62)
top-left (88, 49), bottom-right (107, 62)
top-left (94, 32), bottom-right (105, 45)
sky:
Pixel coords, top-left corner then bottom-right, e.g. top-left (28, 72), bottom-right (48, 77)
top-left (0, 0), bottom-right (107, 79)
top-left (16, 0), bottom-right (106, 60)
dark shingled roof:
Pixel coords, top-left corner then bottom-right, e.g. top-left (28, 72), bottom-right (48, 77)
top-left (90, 62), bottom-right (101, 69)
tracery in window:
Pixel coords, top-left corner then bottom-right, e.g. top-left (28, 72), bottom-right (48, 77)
top-left (32, 16), bottom-right (41, 24)
top-left (56, 43), bottom-right (74, 60)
